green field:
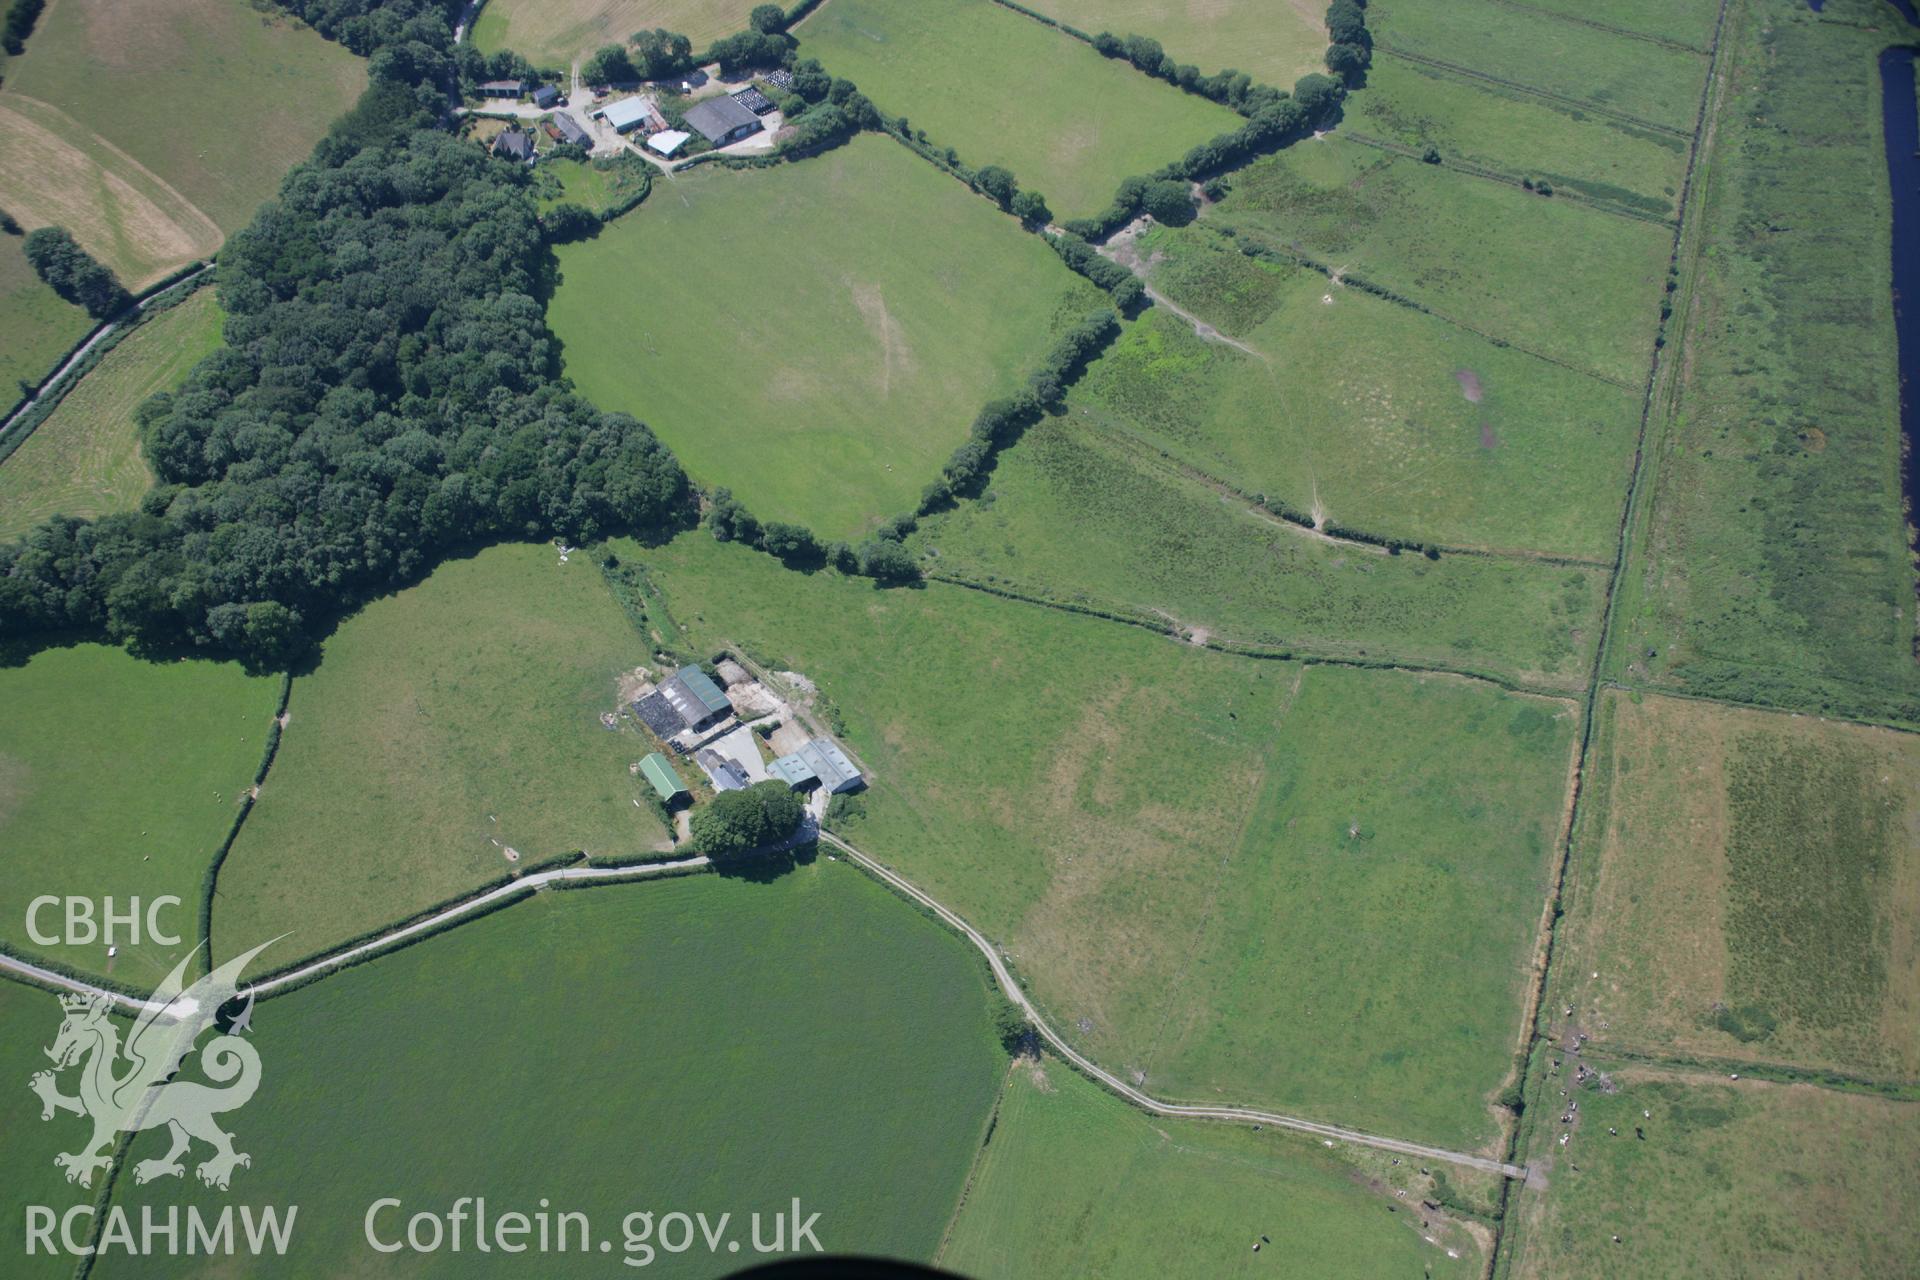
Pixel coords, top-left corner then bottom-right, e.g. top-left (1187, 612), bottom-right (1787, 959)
top-left (85, 864), bottom-right (1004, 1275)
top-left (1506, 1067), bottom-right (1920, 1277)
top-left (1021, 0), bottom-right (1330, 86)
top-left (1210, 139), bottom-right (1673, 386)
top-left (0, 643), bottom-right (280, 980)
top-left (211, 544), bottom-right (671, 970)
top-left (1514, 0), bottom-right (1721, 50)
top-left (1115, 227), bottom-right (1644, 559)
top-left (918, 411), bottom-right (1606, 688)
top-left (1609, 0), bottom-right (1920, 726)
top-left (1554, 691), bottom-right (1920, 1080)
top-left (0, 979), bottom-right (85, 1280)
top-left (1341, 58), bottom-right (1689, 218)
top-left (942, 1062), bottom-right (1484, 1278)
top-left (1369, 0), bottom-right (1710, 133)
top-left (635, 535), bottom-right (1576, 1146)
top-left (0, 291), bottom-right (221, 538)
top-left (796, 0), bottom-right (1244, 218)
top-left (533, 154), bottom-right (650, 216)
top-left (0, 235), bottom-right (91, 419)
top-left (551, 135), bottom-right (1102, 538)
top-left (473, 0), bottom-right (763, 67)
top-left (0, 0), bottom-right (364, 284)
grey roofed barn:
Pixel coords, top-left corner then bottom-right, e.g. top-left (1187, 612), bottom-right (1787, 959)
top-left (551, 113), bottom-right (591, 147)
top-left (659, 664), bottom-right (731, 731)
top-left (683, 95), bottom-right (763, 145)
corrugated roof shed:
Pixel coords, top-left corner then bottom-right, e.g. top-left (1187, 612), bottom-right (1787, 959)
top-left (798, 738), bottom-right (861, 793)
top-left (647, 128), bottom-right (691, 156)
top-left (639, 753), bottom-right (688, 800)
top-left (660, 664), bottom-right (730, 730)
top-left (597, 96), bottom-right (654, 132)
top-left (683, 95), bottom-right (760, 143)
top-left (769, 753), bottom-right (818, 788)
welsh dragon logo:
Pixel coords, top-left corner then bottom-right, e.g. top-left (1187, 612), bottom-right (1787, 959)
top-left (30, 940), bottom-right (274, 1191)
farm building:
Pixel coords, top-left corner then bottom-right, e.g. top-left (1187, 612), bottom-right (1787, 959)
top-left (478, 79), bottom-right (526, 99)
top-left (684, 96), bottom-right (763, 146)
top-left (770, 739), bottom-right (863, 794)
top-left (595, 96), bottom-right (655, 134)
top-left (696, 749), bottom-right (752, 792)
top-left (491, 129), bottom-right (535, 163)
top-left (551, 114), bottom-right (591, 147)
top-left (532, 84), bottom-right (561, 109)
top-left (660, 664), bottom-right (732, 732)
top-left (731, 86), bottom-right (776, 116)
top-left (639, 753), bottom-right (689, 802)
top-left (647, 129), bottom-right (692, 158)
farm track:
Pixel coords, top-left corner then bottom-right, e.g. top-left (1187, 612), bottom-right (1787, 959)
top-left (1335, 128), bottom-right (1679, 228)
top-left (1470, 0), bottom-right (1710, 54)
top-left (1372, 47), bottom-right (1694, 139)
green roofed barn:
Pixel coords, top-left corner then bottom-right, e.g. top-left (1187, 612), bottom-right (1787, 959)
top-left (660, 665), bottom-right (732, 733)
top-left (639, 753), bottom-right (689, 802)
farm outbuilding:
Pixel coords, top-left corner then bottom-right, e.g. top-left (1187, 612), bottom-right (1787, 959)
top-left (697, 749), bottom-right (751, 792)
top-left (551, 114), bottom-right (591, 147)
top-left (683, 96), bottom-right (763, 146)
top-left (478, 79), bottom-right (526, 99)
top-left (771, 738), bottom-right (863, 794)
top-left (660, 665), bottom-right (732, 732)
top-left (647, 129), bottom-right (692, 157)
top-left (596, 96), bottom-right (655, 134)
top-left (532, 84), bottom-right (561, 109)
top-left (639, 753), bottom-right (689, 801)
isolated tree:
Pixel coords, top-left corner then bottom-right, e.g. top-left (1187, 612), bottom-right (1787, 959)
top-left (973, 165), bottom-right (1018, 210)
top-left (691, 780), bottom-right (805, 857)
top-left (22, 226), bottom-right (131, 318)
top-left (992, 1000), bottom-right (1033, 1054)
top-left (748, 3), bottom-right (786, 33)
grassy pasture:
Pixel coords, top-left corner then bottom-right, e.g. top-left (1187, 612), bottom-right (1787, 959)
top-left (941, 1061), bottom-right (1484, 1278)
top-left (1506, 1067), bottom-right (1920, 1278)
top-left (1210, 139), bottom-right (1673, 385)
top-left (0, 643), bottom-right (280, 981)
top-left (1555, 691), bottom-right (1920, 1080)
top-left (0, 235), bottom-right (90, 419)
top-left (0, 979), bottom-right (85, 1279)
top-left (472, 0), bottom-right (763, 67)
top-left (212, 544), bottom-right (670, 970)
top-left (1120, 228), bottom-right (1643, 560)
top-left (1609, 1), bottom-right (1920, 726)
top-left (0, 290), bottom-right (221, 538)
top-left (0, 0), bottom-right (364, 283)
top-left (550, 135), bottom-right (1101, 538)
top-left (796, 0), bottom-right (1244, 218)
top-left (1514, 0), bottom-right (1720, 50)
top-left (918, 411), bottom-right (1606, 688)
top-left (533, 154), bottom-right (649, 215)
top-left (96, 863), bottom-right (1004, 1276)
top-left (1020, 0), bottom-right (1331, 86)
top-left (1341, 58), bottom-right (1689, 217)
top-left (1368, 0), bottom-right (1710, 133)
top-left (636, 536), bottom-right (1577, 1146)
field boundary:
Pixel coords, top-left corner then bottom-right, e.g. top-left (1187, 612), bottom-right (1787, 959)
top-left (1488, 0), bottom-right (1737, 1267)
top-left (1336, 128), bottom-right (1679, 227)
top-left (1372, 47), bottom-right (1693, 140)
top-left (1473, 0), bottom-right (1711, 54)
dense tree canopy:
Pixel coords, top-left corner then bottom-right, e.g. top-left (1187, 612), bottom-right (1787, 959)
top-left (691, 780), bottom-right (806, 857)
top-left (0, 120), bottom-right (687, 664)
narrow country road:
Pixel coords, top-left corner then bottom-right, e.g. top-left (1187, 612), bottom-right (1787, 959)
top-left (815, 831), bottom-right (1530, 1181)
top-left (2, 834), bottom-right (1523, 1180)
top-left (0, 264), bottom-right (216, 443)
